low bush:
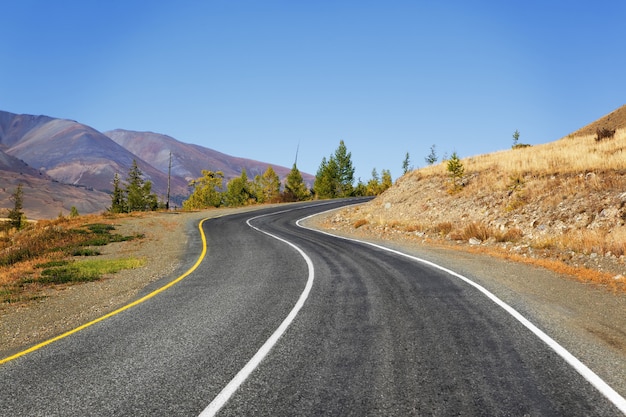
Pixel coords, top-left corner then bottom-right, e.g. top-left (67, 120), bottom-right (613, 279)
top-left (353, 219), bottom-right (368, 228)
top-left (595, 127), bottom-right (616, 141)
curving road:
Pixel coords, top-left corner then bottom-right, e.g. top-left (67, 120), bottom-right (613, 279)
top-left (0, 200), bottom-right (624, 416)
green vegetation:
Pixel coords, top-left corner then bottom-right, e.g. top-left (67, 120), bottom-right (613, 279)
top-left (314, 140), bottom-right (356, 199)
top-left (402, 152), bottom-right (412, 175)
top-left (7, 184), bottom-right (25, 230)
top-left (109, 159), bottom-right (159, 213)
top-left (33, 258), bottom-right (145, 285)
top-left (446, 151), bottom-right (465, 193)
top-left (511, 130), bottom-right (532, 149)
top-left (223, 170), bottom-right (253, 207)
top-left (284, 164), bottom-right (311, 202)
top-left (425, 144), bottom-right (438, 165)
top-left (512, 129), bottom-right (520, 147)
top-left (183, 164), bottom-right (311, 209)
top-left (253, 166), bottom-right (282, 204)
top-left (0, 217), bottom-right (145, 303)
top-left (183, 138), bottom-right (398, 207)
top-left (183, 170), bottom-right (225, 209)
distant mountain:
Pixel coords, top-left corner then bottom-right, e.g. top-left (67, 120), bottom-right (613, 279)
top-left (0, 111), bottom-right (185, 197)
top-left (104, 129), bottom-right (315, 185)
top-left (0, 110), bottom-right (314, 218)
top-left (0, 169), bottom-right (111, 220)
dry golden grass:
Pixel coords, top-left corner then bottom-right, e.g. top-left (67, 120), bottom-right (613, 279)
top-left (418, 128), bottom-right (626, 177)
top-left (341, 127), bottom-right (626, 292)
top-left (0, 212), bottom-right (147, 303)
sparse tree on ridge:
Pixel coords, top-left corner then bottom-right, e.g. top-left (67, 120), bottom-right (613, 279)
top-left (402, 152), bottom-right (412, 175)
top-left (447, 151), bottom-right (465, 193)
top-left (512, 129), bottom-right (520, 148)
top-left (366, 168), bottom-right (381, 196)
top-left (380, 169), bottom-right (393, 192)
top-left (425, 144), bottom-right (438, 165)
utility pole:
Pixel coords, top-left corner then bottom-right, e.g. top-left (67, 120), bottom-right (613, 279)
top-left (166, 151), bottom-right (172, 210)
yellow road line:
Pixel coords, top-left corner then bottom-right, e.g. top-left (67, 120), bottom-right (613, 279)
top-left (0, 217), bottom-right (209, 366)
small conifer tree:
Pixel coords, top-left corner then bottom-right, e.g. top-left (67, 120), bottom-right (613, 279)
top-left (446, 152), bottom-right (465, 193)
top-left (8, 184), bottom-right (24, 229)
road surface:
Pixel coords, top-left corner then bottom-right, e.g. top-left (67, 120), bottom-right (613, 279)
top-left (0, 200), bottom-right (623, 416)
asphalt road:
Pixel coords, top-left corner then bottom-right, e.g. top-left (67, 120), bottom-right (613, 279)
top-left (0, 199), bottom-right (623, 416)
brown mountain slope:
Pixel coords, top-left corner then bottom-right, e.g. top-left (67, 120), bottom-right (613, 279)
top-left (329, 110), bottom-right (626, 291)
top-left (0, 111), bottom-right (185, 197)
top-left (0, 145), bottom-right (111, 219)
top-left (571, 104), bottom-right (626, 137)
top-left (0, 170), bottom-right (111, 219)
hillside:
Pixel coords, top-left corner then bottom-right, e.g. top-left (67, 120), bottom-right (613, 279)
top-left (0, 171), bottom-right (111, 219)
top-left (0, 147), bottom-right (111, 219)
top-left (328, 104), bottom-right (626, 291)
top-left (0, 112), bottom-right (185, 196)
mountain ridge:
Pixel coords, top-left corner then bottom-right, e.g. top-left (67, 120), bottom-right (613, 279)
top-left (0, 110), bottom-right (313, 219)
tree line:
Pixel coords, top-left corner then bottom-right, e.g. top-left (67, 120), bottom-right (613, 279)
top-left (182, 163), bottom-right (311, 209)
top-left (109, 141), bottom-right (397, 213)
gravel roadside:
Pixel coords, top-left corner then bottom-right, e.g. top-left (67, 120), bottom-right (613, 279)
top-left (1, 204), bottom-right (624, 401)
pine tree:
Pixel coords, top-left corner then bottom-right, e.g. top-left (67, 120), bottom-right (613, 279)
top-left (425, 144), bottom-right (438, 165)
top-left (333, 140), bottom-right (355, 197)
top-left (313, 140), bottom-right (355, 199)
top-left (447, 152), bottom-right (465, 193)
top-left (8, 184), bottom-right (24, 229)
top-left (224, 169), bottom-right (252, 207)
top-left (125, 160), bottom-right (158, 211)
top-left (314, 157), bottom-right (337, 199)
top-left (284, 164), bottom-right (310, 202)
top-left (402, 152), bottom-right (412, 175)
top-left (110, 173), bottom-right (126, 213)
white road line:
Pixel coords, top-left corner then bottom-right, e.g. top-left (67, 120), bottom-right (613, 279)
top-left (198, 210), bottom-right (316, 417)
top-left (297, 209), bottom-right (626, 415)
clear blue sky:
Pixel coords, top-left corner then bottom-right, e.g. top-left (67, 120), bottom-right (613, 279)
top-left (2, 1), bottom-right (625, 181)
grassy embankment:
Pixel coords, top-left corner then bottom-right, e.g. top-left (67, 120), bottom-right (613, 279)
top-left (0, 215), bottom-right (145, 304)
top-left (347, 128), bottom-right (626, 291)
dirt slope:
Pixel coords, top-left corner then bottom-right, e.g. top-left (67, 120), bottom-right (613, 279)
top-left (329, 107), bottom-right (626, 292)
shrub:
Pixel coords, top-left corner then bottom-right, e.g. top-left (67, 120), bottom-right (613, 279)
top-left (459, 222), bottom-right (491, 241)
top-left (495, 227), bottom-right (524, 242)
top-left (595, 127), bottom-right (616, 142)
top-left (434, 222), bottom-right (453, 235)
top-left (353, 219), bottom-right (368, 228)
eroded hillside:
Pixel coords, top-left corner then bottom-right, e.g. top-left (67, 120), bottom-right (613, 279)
top-left (327, 108), bottom-right (626, 292)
